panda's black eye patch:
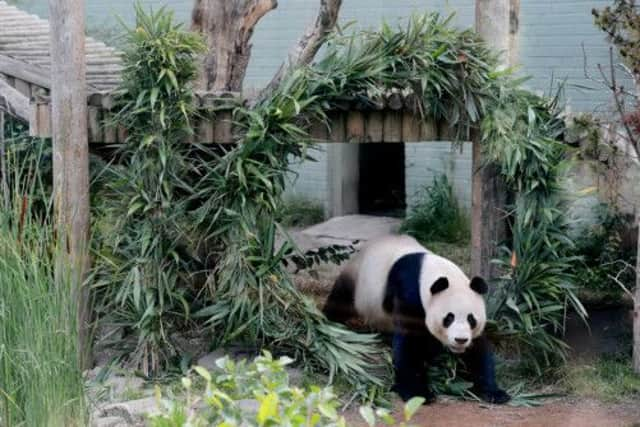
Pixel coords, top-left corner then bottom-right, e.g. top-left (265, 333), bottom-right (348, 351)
top-left (468, 314), bottom-right (477, 329)
top-left (443, 312), bottom-right (454, 328)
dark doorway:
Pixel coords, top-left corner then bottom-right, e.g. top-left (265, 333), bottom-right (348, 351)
top-left (358, 144), bottom-right (406, 216)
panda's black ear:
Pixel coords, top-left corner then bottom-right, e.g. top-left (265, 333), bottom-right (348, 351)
top-left (430, 277), bottom-right (449, 295)
top-left (470, 277), bottom-right (488, 295)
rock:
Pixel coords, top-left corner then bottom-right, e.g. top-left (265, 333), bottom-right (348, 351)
top-left (100, 397), bottom-right (160, 424)
top-left (286, 367), bottom-right (305, 387)
top-left (196, 349), bottom-right (227, 371)
top-left (91, 416), bottom-right (128, 427)
top-left (104, 375), bottom-right (145, 400)
top-left (301, 215), bottom-right (401, 247)
top-left (196, 346), bottom-right (258, 372)
top-left (170, 330), bottom-right (211, 361)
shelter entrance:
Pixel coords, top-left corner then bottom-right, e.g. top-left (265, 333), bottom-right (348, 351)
top-left (358, 144), bottom-right (405, 217)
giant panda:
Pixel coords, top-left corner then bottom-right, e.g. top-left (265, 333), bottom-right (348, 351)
top-left (323, 234), bottom-right (510, 404)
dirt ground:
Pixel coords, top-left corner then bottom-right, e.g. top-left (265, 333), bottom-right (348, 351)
top-left (344, 398), bottom-right (640, 427)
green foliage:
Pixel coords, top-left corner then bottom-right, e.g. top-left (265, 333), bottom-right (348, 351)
top-left (0, 151), bottom-right (85, 427)
top-left (150, 352), bottom-right (423, 427)
top-left (278, 195), bottom-right (325, 228)
top-left (92, 4), bottom-right (206, 375)
top-left (310, 13), bottom-right (498, 138)
top-left (401, 174), bottom-right (470, 244)
top-left (483, 86), bottom-right (587, 373)
top-left (574, 204), bottom-right (637, 299)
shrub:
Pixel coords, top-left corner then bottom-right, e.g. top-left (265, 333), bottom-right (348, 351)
top-left (484, 87), bottom-right (587, 373)
top-left (150, 352), bottom-right (423, 427)
top-left (401, 174), bottom-right (470, 244)
top-left (91, 4), bottom-right (206, 375)
top-left (574, 204), bottom-right (637, 299)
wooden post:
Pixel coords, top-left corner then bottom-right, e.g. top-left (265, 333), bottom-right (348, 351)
top-left (0, 111), bottom-right (7, 210)
top-left (635, 211), bottom-right (640, 373)
top-left (471, 136), bottom-right (507, 279)
top-left (471, 0), bottom-right (513, 279)
top-left (48, 0), bottom-right (91, 369)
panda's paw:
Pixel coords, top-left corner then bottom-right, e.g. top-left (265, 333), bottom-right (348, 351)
top-left (477, 388), bottom-right (511, 405)
top-left (392, 385), bottom-right (436, 404)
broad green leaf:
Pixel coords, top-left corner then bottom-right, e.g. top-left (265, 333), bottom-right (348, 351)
top-left (193, 366), bottom-right (211, 382)
top-left (359, 406), bottom-right (375, 427)
top-left (257, 392), bottom-right (278, 426)
top-left (404, 397), bottom-right (425, 421)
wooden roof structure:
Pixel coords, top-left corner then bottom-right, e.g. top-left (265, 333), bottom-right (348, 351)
top-left (0, 0), bottom-right (122, 94)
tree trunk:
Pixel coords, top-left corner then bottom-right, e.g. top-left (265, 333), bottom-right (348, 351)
top-left (191, 0), bottom-right (277, 92)
top-left (634, 211), bottom-right (640, 373)
top-left (260, 0), bottom-right (342, 99)
top-left (48, 0), bottom-right (91, 370)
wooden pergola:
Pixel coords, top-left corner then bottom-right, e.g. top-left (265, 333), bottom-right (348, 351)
top-left (0, 0), bottom-right (510, 285)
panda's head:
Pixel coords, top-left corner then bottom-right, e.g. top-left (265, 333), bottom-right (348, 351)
top-left (425, 276), bottom-right (488, 353)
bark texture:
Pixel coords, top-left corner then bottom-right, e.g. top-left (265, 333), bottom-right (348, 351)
top-left (260, 0), bottom-right (342, 98)
top-left (191, 0), bottom-right (278, 92)
top-left (48, 0), bottom-right (91, 369)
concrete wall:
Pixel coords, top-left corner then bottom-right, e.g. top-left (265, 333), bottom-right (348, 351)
top-left (405, 142), bottom-right (473, 210)
top-left (11, 0), bottom-right (623, 214)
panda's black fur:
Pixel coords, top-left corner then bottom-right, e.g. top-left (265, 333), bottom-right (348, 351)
top-left (323, 236), bottom-right (510, 405)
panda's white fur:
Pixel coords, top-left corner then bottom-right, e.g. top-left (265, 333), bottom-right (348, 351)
top-left (342, 234), bottom-right (486, 353)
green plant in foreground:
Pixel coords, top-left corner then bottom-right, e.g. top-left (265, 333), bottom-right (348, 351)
top-left (150, 352), bottom-right (424, 427)
top-left (0, 150), bottom-right (85, 427)
top-left (401, 174), bottom-right (470, 244)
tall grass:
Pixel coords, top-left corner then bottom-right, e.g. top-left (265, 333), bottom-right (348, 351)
top-left (0, 145), bottom-right (86, 426)
top-left (401, 174), bottom-right (470, 244)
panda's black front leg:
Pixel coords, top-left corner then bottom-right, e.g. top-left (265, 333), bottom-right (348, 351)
top-left (461, 335), bottom-right (510, 404)
top-left (391, 332), bottom-right (436, 404)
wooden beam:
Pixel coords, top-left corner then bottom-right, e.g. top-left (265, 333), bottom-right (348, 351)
top-left (48, 0), bottom-right (91, 369)
top-left (0, 77), bottom-right (30, 122)
top-left (0, 54), bottom-right (50, 88)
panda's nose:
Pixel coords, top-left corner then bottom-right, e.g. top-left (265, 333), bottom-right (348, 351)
top-left (455, 337), bottom-right (469, 344)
